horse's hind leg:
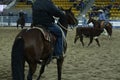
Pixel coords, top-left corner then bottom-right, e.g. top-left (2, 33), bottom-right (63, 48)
top-left (105, 26), bottom-right (112, 38)
top-left (80, 35), bottom-right (84, 46)
top-left (95, 38), bottom-right (100, 47)
top-left (57, 57), bottom-right (64, 80)
top-left (37, 61), bottom-right (47, 80)
top-left (27, 63), bottom-right (37, 80)
top-left (88, 37), bottom-right (93, 46)
top-left (74, 35), bottom-right (79, 43)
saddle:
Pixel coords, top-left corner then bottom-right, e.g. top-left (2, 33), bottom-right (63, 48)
top-left (31, 26), bottom-right (56, 43)
top-left (100, 21), bottom-right (109, 28)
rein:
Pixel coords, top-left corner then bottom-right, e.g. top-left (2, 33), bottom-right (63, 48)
top-left (57, 21), bottom-right (68, 31)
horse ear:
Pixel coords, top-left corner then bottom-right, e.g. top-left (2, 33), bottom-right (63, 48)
top-left (59, 7), bottom-right (64, 11)
top-left (88, 12), bottom-right (91, 18)
top-left (68, 6), bottom-right (72, 11)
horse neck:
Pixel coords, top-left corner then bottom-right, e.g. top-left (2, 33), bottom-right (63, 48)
top-left (91, 19), bottom-right (96, 25)
top-left (57, 21), bottom-right (68, 36)
top-left (92, 19), bottom-right (100, 28)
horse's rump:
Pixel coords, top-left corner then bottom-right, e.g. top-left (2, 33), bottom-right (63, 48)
top-left (17, 28), bottom-right (56, 62)
top-left (99, 20), bottom-right (112, 29)
top-left (99, 20), bottom-right (112, 37)
top-left (87, 17), bottom-right (113, 37)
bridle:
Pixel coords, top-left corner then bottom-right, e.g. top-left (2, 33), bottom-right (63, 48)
top-left (57, 21), bottom-right (68, 31)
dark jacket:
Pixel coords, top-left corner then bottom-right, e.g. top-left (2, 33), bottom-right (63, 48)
top-left (32, 0), bottom-right (65, 26)
top-left (19, 11), bottom-right (24, 18)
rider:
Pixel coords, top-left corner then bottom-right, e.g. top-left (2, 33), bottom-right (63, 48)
top-left (32, 0), bottom-right (66, 58)
top-left (81, 14), bottom-right (87, 27)
top-left (98, 9), bottom-right (108, 26)
top-left (19, 10), bottom-right (25, 18)
top-left (98, 9), bottom-right (106, 21)
top-left (98, 9), bottom-right (108, 35)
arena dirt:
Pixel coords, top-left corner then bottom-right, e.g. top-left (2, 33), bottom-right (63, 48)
top-left (0, 27), bottom-right (120, 80)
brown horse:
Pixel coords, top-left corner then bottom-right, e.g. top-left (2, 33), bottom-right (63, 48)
top-left (74, 26), bottom-right (104, 47)
top-left (11, 7), bottom-right (78, 80)
top-left (87, 17), bottom-right (112, 38)
top-left (17, 16), bottom-right (25, 29)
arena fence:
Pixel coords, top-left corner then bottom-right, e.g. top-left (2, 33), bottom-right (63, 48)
top-left (0, 15), bottom-right (32, 27)
top-left (0, 15), bottom-right (120, 28)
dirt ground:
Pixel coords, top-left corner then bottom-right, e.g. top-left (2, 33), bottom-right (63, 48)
top-left (0, 27), bottom-right (120, 80)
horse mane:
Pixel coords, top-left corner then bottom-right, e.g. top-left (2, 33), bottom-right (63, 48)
top-left (58, 7), bottom-right (78, 35)
top-left (90, 18), bottom-right (101, 29)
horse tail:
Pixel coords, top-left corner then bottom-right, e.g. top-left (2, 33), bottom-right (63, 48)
top-left (11, 37), bottom-right (25, 80)
top-left (109, 23), bottom-right (112, 36)
top-left (105, 23), bottom-right (112, 37)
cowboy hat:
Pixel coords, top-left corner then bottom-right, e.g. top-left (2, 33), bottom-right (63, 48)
top-left (98, 9), bottom-right (104, 12)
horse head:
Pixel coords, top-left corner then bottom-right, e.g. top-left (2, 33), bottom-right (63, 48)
top-left (58, 7), bottom-right (78, 30)
top-left (64, 7), bottom-right (78, 26)
top-left (87, 16), bottom-right (94, 24)
top-left (87, 17), bottom-right (101, 29)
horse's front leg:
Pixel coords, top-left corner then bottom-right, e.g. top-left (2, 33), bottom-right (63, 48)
top-left (57, 57), bottom-right (64, 80)
top-left (17, 24), bottom-right (19, 29)
top-left (21, 25), bottom-right (24, 29)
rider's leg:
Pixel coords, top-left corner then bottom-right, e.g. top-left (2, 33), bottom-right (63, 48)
top-left (47, 23), bottom-right (63, 58)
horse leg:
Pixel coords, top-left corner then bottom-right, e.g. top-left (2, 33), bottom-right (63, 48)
top-left (80, 35), bottom-right (84, 46)
top-left (105, 26), bottom-right (112, 38)
top-left (27, 62), bottom-right (37, 80)
top-left (88, 36), bottom-right (93, 46)
top-left (57, 57), bottom-right (64, 80)
top-left (22, 23), bottom-right (25, 29)
top-left (95, 38), bottom-right (100, 47)
top-left (37, 61), bottom-right (47, 80)
top-left (74, 35), bottom-right (79, 43)
top-left (30, 23), bottom-right (33, 28)
top-left (21, 25), bottom-right (23, 29)
top-left (17, 23), bottom-right (19, 29)
top-left (20, 21), bottom-right (24, 29)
